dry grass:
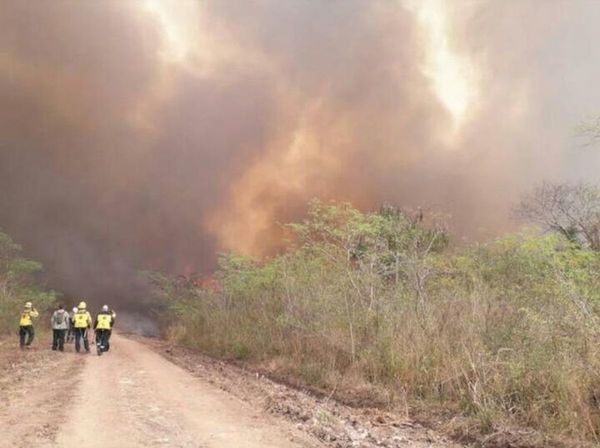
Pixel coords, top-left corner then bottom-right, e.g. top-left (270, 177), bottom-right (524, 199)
top-left (156, 204), bottom-right (600, 443)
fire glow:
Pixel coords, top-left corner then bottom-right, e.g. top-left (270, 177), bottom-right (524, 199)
top-left (1, 0), bottom-right (589, 308)
top-left (406, 0), bottom-right (479, 133)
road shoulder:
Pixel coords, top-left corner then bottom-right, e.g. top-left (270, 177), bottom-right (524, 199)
top-left (0, 334), bottom-right (85, 448)
top-left (135, 335), bottom-right (461, 448)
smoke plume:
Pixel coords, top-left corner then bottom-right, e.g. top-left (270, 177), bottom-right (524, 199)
top-left (1, 1), bottom-right (600, 308)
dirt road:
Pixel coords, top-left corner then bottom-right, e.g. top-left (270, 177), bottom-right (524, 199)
top-left (1, 334), bottom-right (319, 448)
top-left (1, 334), bottom-right (462, 448)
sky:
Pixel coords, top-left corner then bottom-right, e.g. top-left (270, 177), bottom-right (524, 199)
top-left (1, 0), bottom-right (599, 306)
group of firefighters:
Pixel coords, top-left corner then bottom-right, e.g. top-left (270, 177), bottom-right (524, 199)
top-left (18, 301), bottom-right (117, 356)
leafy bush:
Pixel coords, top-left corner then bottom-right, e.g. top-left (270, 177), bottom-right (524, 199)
top-left (0, 230), bottom-right (57, 334)
top-left (154, 201), bottom-right (600, 440)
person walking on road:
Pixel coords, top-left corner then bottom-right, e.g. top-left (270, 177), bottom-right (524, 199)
top-left (50, 304), bottom-right (69, 351)
top-left (18, 301), bottom-right (39, 349)
top-left (94, 305), bottom-right (116, 356)
top-left (66, 307), bottom-right (77, 343)
top-left (73, 301), bottom-right (92, 353)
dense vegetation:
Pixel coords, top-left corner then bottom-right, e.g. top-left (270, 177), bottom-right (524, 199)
top-left (153, 200), bottom-right (600, 440)
top-left (0, 231), bottom-right (57, 334)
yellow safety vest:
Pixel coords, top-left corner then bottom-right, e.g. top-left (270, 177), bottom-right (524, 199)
top-left (73, 311), bottom-right (92, 329)
top-left (19, 309), bottom-right (38, 326)
top-left (96, 313), bottom-right (113, 330)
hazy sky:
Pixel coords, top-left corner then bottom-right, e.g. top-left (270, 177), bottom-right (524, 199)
top-left (1, 1), bottom-right (599, 305)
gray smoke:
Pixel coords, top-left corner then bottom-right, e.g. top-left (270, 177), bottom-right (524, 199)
top-left (0, 1), bottom-right (599, 310)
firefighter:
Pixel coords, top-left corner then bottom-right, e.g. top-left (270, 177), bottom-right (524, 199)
top-left (73, 301), bottom-right (92, 353)
top-left (50, 304), bottom-right (69, 351)
top-left (18, 302), bottom-right (39, 349)
top-left (94, 305), bottom-right (116, 356)
top-left (66, 307), bottom-right (77, 343)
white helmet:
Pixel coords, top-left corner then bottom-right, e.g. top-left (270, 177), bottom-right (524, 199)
top-left (102, 305), bottom-right (109, 312)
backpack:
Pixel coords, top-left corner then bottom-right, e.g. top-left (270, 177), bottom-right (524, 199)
top-left (55, 311), bottom-right (65, 325)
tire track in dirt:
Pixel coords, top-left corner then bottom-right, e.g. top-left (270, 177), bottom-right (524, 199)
top-left (52, 334), bottom-right (321, 448)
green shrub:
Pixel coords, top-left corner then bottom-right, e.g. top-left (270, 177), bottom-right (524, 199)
top-left (153, 202), bottom-right (600, 441)
top-left (0, 230), bottom-right (57, 334)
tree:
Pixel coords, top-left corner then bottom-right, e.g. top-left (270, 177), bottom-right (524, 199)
top-left (516, 182), bottom-right (600, 251)
top-left (0, 230), bottom-right (57, 334)
top-left (289, 200), bottom-right (450, 349)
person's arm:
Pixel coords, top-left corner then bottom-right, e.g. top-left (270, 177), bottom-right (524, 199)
top-left (50, 312), bottom-right (55, 327)
top-left (31, 308), bottom-right (39, 319)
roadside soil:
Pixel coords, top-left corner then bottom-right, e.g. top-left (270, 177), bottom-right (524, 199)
top-left (1, 333), bottom-right (320, 448)
top-left (3, 333), bottom-right (584, 448)
top-left (0, 332), bottom-right (460, 448)
top-left (138, 336), bottom-right (463, 448)
top-left (0, 332), bottom-right (84, 447)
top-left (141, 338), bottom-right (596, 448)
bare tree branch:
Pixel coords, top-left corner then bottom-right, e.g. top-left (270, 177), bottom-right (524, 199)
top-left (515, 182), bottom-right (600, 251)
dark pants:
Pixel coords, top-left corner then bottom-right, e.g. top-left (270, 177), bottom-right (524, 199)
top-left (52, 329), bottom-right (66, 351)
top-left (74, 328), bottom-right (89, 352)
top-left (95, 329), bottom-right (111, 353)
top-left (105, 329), bottom-right (112, 352)
top-left (66, 327), bottom-right (74, 343)
top-left (19, 325), bottom-right (34, 347)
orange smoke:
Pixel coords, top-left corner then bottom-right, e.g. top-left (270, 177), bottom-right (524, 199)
top-left (207, 0), bottom-right (484, 254)
top-left (0, 0), bottom-right (597, 307)
top-left (206, 103), bottom-right (350, 255)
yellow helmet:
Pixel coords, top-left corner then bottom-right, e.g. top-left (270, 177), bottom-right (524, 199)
top-left (78, 301), bottom-right (87, 310)
top-left (24, 302), bottom-right (32, 309)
